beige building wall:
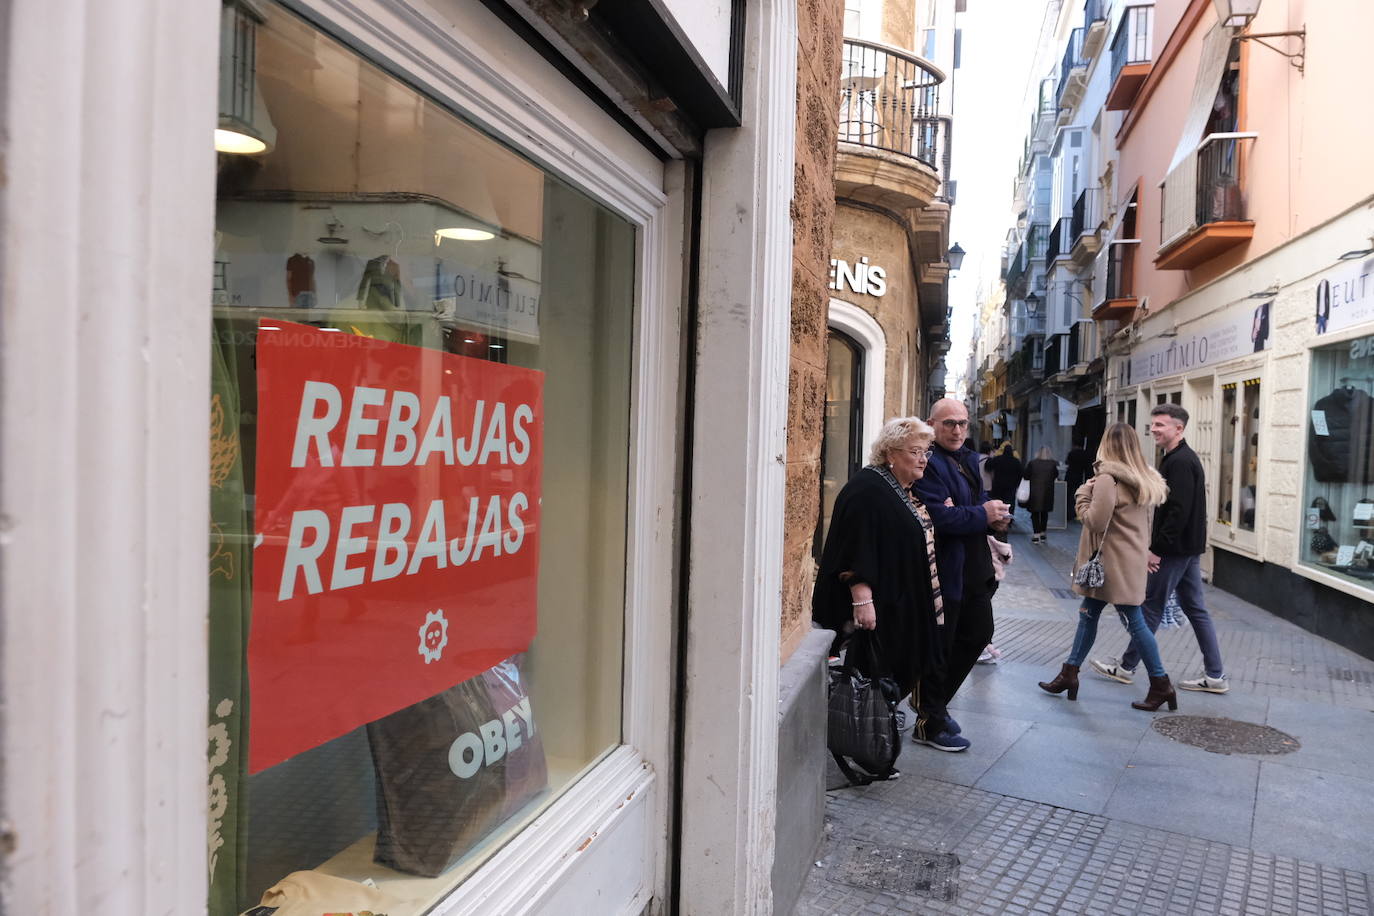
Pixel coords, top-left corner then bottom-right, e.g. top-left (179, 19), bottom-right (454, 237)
top-left (831, 203), bottom-right (924, 419)
top-left (781, 0), bottom-right (845, 662)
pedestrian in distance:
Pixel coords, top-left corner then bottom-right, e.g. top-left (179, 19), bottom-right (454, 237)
top-left (911, 399), bottom-right (1013, 752)
top-left (1024, 446), bottom-right (1059, 544)
top-left (812, 417), bottom-right (946, 708)
top-left (977, 440), bottom-right (995, 493)
top-left (1038, 422), bottom-right (1178, 711)
top-left (1090, 404), bottom-right (1230, 694)
top-left (1065, 439), bottom-right (1094, 521)
top-left (984, 444), bottom-right (1023, 519)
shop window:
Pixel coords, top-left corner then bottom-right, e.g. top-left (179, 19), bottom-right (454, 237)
top-left (1302, 339), bottom-right (1374, 589)
top-left (1216, 379), bottom-right (1260, 533)
top-left (209, 3), bottom-right (635, 913)
top-left (816, 331), bottom-right (865, 557)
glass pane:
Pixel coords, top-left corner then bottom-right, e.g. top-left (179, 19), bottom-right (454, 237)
top-left (1237, 380), bottom-right (1260, 531)
top-left (820, 333), bottom-right (860, 543)
top-left (1301, 339), bottom-right (1374, 589)
top-left (209, 4), bottom-right (635, 913)
top-left (1217, 384), bottom-right (1237, 527)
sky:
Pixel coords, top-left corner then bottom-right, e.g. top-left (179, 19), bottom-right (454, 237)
top-left (946, 0), bottom-right (1053, 396)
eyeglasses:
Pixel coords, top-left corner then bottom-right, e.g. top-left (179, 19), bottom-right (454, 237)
top-left (938, 418), bottom-right (970, 429)
top-left (901, 448), bottom-right (933, 461)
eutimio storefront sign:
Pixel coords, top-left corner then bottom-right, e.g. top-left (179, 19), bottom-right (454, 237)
top-left (1128, 300), bottom-right (1271, 386)
top-left (1314, 258), bottom-right (1374, 336)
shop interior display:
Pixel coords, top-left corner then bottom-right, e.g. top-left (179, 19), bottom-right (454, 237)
top-left (1305, 355), bottom-right (1374, 584)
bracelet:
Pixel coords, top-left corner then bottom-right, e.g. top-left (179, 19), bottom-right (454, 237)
top-left (851, 599), bottom-right (874, 607)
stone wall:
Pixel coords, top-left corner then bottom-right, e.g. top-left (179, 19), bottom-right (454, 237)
top-left (781, 0), bottom-right (844, 662)
top-left (831, 203), bottom-right (922, 419)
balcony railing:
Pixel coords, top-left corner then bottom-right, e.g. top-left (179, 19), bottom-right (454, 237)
top-left (1084, 0), bottom-right (1104, 27)
top-left (1110, 6), bottom-right (1153, 87)
top-left (1071, 188), bottom-right (1092, 240)
top-left (1045, 217), bottom-right (1071, 267)
top-left (1069, 319), bottom-right (1098, 366)
top-left (1105, 242), bottom-right (1136, 300)
top-left (839, 39), bottom-right (945, 167)
top-left (1057, 28), bottom-right (1086, 106)
top-left (1159, 132), bottom-right (1257, 251)
top-left (1027, 222), bottom-right (1050, 262)
top-left (1044, 333), bottom-right (1066, 376)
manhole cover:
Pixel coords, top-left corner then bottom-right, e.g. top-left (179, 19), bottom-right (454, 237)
top-left (1152, 716), bottom-right (1300, 756)
top-left (828, 843), bottom-right (959, 900)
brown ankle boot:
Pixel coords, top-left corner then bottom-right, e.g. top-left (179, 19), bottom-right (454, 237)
top-left (1038, 663), bottom-right (1080, 701)
top-left (1132, 675), bottom-right (1178, 711)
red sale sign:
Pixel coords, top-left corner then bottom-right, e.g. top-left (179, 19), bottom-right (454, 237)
top-left (248, 320), bottom-right (542, 772)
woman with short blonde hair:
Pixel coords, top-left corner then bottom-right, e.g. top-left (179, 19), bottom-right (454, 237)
top-left (814, 417), bottom-right (945, 735)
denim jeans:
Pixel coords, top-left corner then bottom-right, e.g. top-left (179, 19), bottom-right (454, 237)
top-left (1120, 553), bottom-right (1225, 678)
top-left (1066, 598), bottom-right (1166, 678)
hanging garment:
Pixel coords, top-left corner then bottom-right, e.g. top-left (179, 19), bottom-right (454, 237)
top-left (1309, 387), bottom-right (1374, 483)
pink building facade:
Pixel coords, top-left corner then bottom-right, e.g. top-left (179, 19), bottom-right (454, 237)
top-left (1104, 0), bottom-right (1374, 654)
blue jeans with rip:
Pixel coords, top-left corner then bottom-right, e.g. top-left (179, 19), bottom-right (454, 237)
top-left (1066, 598), bottom-right (1166, 678)
top-left (1120, 553), bottom-right (1224, 678)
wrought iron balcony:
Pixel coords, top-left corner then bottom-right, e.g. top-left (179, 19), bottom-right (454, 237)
top-left (839, 38), bottom-right (944, 168)
top-left (1083, 0), bottom-right (1108, 59)
top-left (1070, 188), bottom-right (1102, 264)
top-left (1107, 5), bottom-right (1153, 110)
top-left (1057, 28), bottom-right (1087, 112)
top-left (1093, 241), bottom-right (1139, 320)
top-left (1045, 218), bottom-right (1073, 268)
top-left (1157, 133), bottom-right (1257, 270)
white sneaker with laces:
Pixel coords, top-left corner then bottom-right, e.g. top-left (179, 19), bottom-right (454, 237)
top-left (1089, 656), bottom-right (1134, 684)
top-left (1179, 674), bottom-right (1229, 693)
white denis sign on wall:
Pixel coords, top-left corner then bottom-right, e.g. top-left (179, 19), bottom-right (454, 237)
top-left (1128, 300), bottom-right (1271, 385)
top-left (1314, 258), bottom-right (1374, 336)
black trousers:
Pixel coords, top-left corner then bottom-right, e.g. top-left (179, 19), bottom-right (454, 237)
top-left (1031, 510), bottom-right (1049, 534)
top-left (914, 580), bottom-right (995, 738)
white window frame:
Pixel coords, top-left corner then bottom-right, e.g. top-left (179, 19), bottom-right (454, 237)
top-left (2, 0), bottom-right (689, 912)
top-left (1210, 366), bottom-right (1265, 557)
top-left (828, 299), bottom-right (887, 456)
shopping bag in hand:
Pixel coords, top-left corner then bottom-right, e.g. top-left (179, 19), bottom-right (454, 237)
top-left (827, 631), bottom-right (900, 785)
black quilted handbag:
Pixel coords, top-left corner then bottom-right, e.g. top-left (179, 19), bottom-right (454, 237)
top-left (827, 632), bottom-right (901, 785)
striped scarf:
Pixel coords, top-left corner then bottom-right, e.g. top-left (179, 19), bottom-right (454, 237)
top-left (867, 465), bottom-right (944, 625)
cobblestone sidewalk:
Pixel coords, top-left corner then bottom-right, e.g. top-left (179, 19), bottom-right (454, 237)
top-left (796, 523), bottom-right (1374, 915)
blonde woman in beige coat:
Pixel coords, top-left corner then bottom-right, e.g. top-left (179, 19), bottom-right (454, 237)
top-left (1038, 423), bottom-right (1177, 711)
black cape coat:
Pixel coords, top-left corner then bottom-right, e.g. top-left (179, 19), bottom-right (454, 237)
top-left (812, 468), bottom-right (944, 697)
top-left (1023, 458), bottom-right (1060, 512)
top-left (985, 452), bottom-right (1024, 504)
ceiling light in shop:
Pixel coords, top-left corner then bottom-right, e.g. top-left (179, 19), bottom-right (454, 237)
top-left (214, 127), bottom-right (268, 154)
top-left (435, 226), bottom-right (496, 242)
top-left (216, 0), bottom-right (276, 155)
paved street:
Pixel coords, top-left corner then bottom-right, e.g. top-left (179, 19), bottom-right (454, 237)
top-left (798, 520), bottom-right (1374, 915)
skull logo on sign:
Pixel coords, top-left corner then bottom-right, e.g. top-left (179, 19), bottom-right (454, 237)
top-left (418, 609), bottom-right (449, 664)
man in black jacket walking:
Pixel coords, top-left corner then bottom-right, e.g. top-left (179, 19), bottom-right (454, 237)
top-left (1090, 404), bottom-right (1229, 692)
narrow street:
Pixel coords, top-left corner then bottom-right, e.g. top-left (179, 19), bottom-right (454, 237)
top-left (799, 520), bottom-right (1374, 915)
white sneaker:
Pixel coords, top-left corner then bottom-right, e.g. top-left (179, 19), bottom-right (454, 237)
top-left (1089, 656), bottom-right (1134, 684)
top-left (1179, 674), bottom-right (1229, 693)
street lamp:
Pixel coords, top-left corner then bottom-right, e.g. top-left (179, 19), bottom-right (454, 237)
top-left (1216, 0), bottom-right (1307, 73)
top-left (947, 243), bottom-right (966, 272)
top-left (1024, 292), bottom-right (1041, 314)
top-left (1212, 0), bottom-right (1260, 28)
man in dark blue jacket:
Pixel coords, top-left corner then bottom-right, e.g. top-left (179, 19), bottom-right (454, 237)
top-left (912, 399), bottom-right (1012, 752)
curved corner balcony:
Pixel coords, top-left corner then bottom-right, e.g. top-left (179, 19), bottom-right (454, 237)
top-left (836, 38), bottom-right (946, 214)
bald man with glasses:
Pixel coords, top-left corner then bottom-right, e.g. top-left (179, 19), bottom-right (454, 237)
top-left (910, 398), bottom-right (1011, 752)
